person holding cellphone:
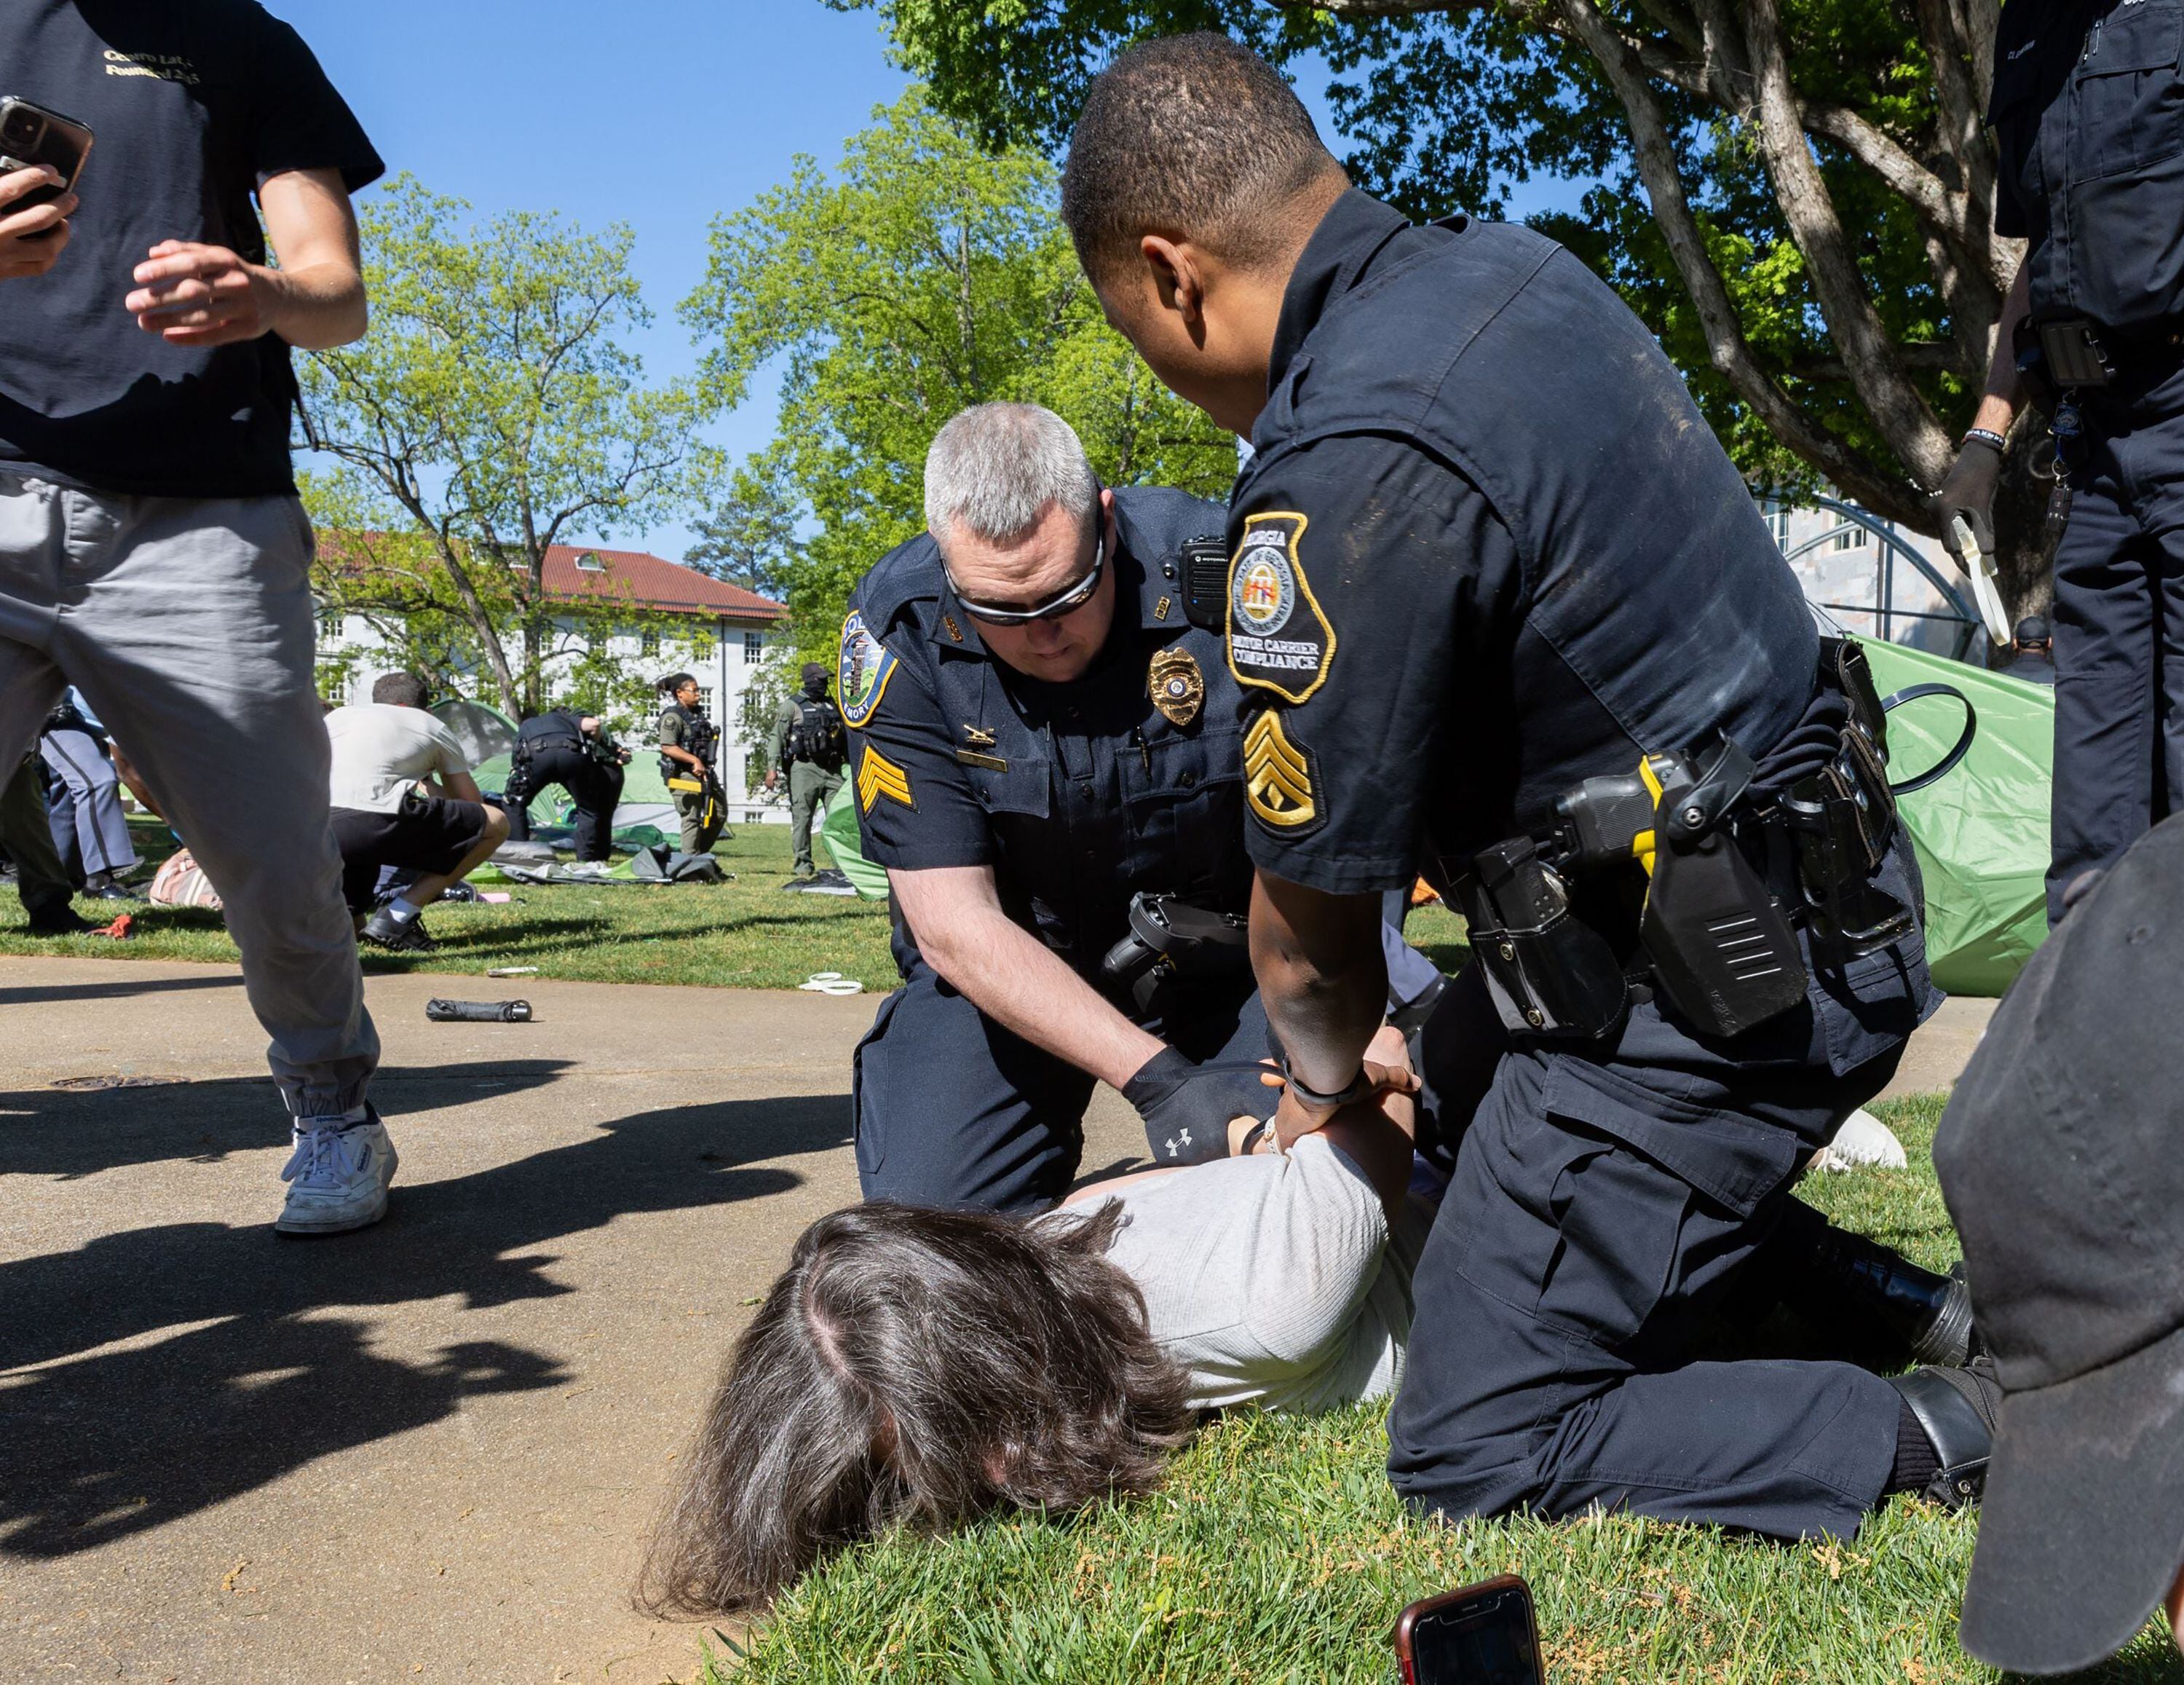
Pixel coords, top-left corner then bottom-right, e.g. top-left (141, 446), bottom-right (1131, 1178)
top-left (0, 1), bottom-right (392, 1235)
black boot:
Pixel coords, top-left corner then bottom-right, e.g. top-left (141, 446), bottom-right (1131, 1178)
top-left (1760, 1199), bottom-right (1982, 1368)
top-left (1888, 1359), bottom-right (2001, 1510)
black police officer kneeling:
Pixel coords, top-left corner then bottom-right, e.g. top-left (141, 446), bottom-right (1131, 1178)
top-left (1067, 35), bottom-right (1983, 1544)
top-left (504, 706), bottom-right (628, 861)
top-left (1937, 0), bottom-right (2184, 922)
top-left (843, 401), bottom-right (1276, 1213)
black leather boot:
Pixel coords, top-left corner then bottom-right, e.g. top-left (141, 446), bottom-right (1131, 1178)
top-left (1762, 1200), bottom-right (1982, 1367)
top-left (1889, 1360), bottom-right (2001, 1510)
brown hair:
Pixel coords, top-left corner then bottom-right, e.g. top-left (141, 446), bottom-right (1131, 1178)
top-left (1061, 32), bottom-right (1346, 283)
top-left (636, 1199), bottom-right (1196, 1618)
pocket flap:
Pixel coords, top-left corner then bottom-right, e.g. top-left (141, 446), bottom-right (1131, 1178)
top-left (1543, 1063), bottom-right (1800, 1218)
top-left (2081, 4), bottom-right (2183, 76)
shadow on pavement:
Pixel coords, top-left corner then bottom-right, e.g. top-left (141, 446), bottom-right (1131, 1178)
top-left (0, 1062), bottom-right (577, 1180)
top-left (0, 970), bottom-right (244, 1007)
top-left (0, 1087), bottom-right (850, 1558)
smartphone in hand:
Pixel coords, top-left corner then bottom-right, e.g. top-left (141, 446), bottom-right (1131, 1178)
top-left (0, 97), bottom-right (95, 230)
top-left (1394, 1575), bottom-right (1544, 1685)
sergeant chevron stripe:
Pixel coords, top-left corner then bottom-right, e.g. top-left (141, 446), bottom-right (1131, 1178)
top-left (1243, 711), bottom-right (1316, 828)
top-left (857, 745), bottom-right (914, 813)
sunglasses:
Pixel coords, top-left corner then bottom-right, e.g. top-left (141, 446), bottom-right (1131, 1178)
top-left (945, 524), bottom-right (1108, 627)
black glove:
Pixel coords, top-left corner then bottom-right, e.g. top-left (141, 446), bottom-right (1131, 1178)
top-left (1935, 435), bottom-right (2003, 566)
top-left (1122, 1046), bottom-right (1278, 1166)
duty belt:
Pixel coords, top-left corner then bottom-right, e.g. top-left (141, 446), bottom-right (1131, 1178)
top-left (1452, 639), bottom-right (1915, 1045)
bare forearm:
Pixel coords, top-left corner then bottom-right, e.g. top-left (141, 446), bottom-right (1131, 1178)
top-left (263, 259), bottom-right (366, 350)
top-left (1249, 869), bottom-right (1386, 1094)
top-left (1973, 259), bottom-right (2032, 435)
top-left (906, 893), bottom-right (1163, 1088)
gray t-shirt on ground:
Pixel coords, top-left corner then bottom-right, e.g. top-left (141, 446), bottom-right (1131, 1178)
top-left (1061, 1135), bottom-right (1429, 1415)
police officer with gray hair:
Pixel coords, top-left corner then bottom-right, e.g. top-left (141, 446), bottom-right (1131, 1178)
top-left (842, 402), bottom-right (1278, 1211)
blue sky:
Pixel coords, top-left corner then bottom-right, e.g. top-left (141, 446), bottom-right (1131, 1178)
top-left (278, 2), bottom-right (1575, 563)
top-left (280, 0), bottom-right (911, 561)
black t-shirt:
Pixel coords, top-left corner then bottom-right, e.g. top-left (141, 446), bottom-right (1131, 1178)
top-left (0, 1), bottom-right (384, 497)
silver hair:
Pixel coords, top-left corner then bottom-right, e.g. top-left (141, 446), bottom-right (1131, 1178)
top-left (924, 403), bottom-right (1099, 547)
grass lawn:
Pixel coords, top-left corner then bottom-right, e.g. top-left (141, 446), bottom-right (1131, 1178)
top-left (0, 816), bottom-right (1474, 994)
top-left (703, 1096), bottom-right (2180, 1685)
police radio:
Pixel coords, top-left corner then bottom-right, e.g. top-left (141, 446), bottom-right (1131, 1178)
top-left (1179, 535), bottom-right (1230, 634)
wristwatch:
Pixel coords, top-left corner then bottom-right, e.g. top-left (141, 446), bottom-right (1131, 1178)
top-left (1279, 1057), bottom-right (1374, 1112)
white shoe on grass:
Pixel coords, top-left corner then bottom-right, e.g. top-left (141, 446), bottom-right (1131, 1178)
top-left (1816, 1107), bottom-right (1909, 1173)
top-left (277, 1110), bottom-right (398, 1235)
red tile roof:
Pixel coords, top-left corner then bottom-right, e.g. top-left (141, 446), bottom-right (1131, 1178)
top-left (541, 545), bottom-right (784, 621)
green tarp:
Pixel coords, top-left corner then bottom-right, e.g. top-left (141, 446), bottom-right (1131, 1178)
top-left (820, 781), bottom-right (890, 900)
top-left (1857, 636), bottom-right (2054, 997)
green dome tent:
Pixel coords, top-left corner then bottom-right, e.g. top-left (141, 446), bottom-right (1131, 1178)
top-left (1858, 636), bottom-right (2053, 996)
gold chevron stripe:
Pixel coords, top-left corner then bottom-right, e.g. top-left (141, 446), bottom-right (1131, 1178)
top-left (857, 746), bottom-right (914, 813)
top-left (1243, 711), bottom-right (1316, 828)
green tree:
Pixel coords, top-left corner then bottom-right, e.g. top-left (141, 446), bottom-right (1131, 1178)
top-left (681, 87), bottom-right (1237, 675)
top-left (834, 2), bottom-right (2050, 619)
top-left (300, 174), bottom-right (711, 714)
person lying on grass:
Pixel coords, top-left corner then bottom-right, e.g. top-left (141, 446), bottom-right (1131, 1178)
top-left (638, 1027), bottom-right (1428, 1619)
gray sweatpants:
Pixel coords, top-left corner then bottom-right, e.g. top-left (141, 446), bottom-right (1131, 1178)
top-left (0, 472), bottom-right (379, 1121)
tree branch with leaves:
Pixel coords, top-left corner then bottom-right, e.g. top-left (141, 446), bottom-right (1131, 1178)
top-left (836, 0), bottom-right (2054, 619)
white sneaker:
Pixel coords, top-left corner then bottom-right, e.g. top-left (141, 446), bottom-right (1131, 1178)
top-left (276, 1111), bottom-right (398, 1234)
top-left (1816, 1107), bottom-right (1910, 1173)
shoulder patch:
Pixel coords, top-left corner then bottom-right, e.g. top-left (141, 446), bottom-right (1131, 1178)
top-left (856, 743), bottom-right (914, 813)
top-left (1243, 710), bottom-right (1320, 832)
top-left (1227, 512), bottom-right (1337, 705)
top-left (839, 609), bottom-right (899, 729)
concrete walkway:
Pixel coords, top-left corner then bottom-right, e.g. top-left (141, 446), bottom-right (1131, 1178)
top-left (0, 958), bottom-right (1992, 1684)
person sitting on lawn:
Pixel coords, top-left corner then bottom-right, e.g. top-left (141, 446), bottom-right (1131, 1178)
top-left (325, 672), bottom-right (507, 953)
top-left (641, 1027), bottom-right (1428, 1618)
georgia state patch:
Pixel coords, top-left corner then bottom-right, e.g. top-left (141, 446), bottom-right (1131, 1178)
top-left (838, 609), bottom-right (898, 729)
top-left (1227, 511), bottom-right (1336, 705)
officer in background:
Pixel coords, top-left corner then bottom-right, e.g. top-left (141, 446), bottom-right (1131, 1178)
top-left (844, 401), bottom-right (1278, 1212)
top-left (1937, 0), bottom-right (2184, 921)
top-left (504, 705), bottom-right (630, 862)
top-left (1065, 36), bottom-right (1986, 1543)
top-left (656, 673), bottom-right (725, 856)
top-left (764, 662), bottom-right (848, 884)
top-left (2004, 615), bottom-right (2057, 687)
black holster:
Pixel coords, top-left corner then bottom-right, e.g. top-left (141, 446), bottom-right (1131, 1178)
top-left (1455, 838), bottom-right (1631, 1041)
top-left (1099, 892), bottom-right (1251, 1016)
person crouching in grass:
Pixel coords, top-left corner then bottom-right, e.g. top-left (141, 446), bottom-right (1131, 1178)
top-left (638, 1027), bottom-right (1427, 1618)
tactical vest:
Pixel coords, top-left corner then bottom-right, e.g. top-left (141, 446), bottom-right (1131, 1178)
top-left (658, 701), bottom-right (719, 782)
top-left (787, 695), bottom-right (846, 772)
top-left (1245, 212), bottom-right (1818, 847)
top-left (850, 486), bottom-right (1249, 977)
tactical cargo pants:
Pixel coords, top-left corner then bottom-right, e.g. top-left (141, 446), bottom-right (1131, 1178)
top-left (788, 759), bottom-right (843, 876)
top-left (1391, 836), bottom-right (1938, 1541)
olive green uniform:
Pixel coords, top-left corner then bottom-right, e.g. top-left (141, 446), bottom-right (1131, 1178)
top-left (767, 695), bottom-right (844, 878)
top-left (658, 707), bottom-right (724, 856)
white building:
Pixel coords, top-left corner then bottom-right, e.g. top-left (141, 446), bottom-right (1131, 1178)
top-left (1761, 497), bottom-right (1981, 660)
top-left (316, 542), bottom-right (791, 822)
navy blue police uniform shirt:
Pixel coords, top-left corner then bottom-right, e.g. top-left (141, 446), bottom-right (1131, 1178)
top-left (0, 0), bottom-right (384, 497)
top-left (1988, 0), bottom-right (2184, 329)
top-left (840, 486), bottom-right (1249, 979)
top-left (1226, 191), bottom-right (1818, 899)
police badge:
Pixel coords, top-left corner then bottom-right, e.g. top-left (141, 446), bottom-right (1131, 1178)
top-left (1148, 647), bottom-right (1205, 727)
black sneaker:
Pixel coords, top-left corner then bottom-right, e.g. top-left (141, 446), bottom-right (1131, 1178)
top-left (25, 907), bottom-right (96, 936)
top-left (361, 909), bottom-right (438, 952)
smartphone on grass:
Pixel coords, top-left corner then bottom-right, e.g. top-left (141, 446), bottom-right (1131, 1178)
top-left (1393, 1574), bottom-right (1544, 1685)
top-left (0, 97), bottom-right (95, 230)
